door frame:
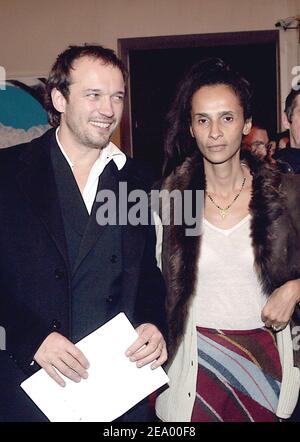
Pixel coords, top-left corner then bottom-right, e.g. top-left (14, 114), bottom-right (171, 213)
top-left (118, 30), bottom-right (280, 156)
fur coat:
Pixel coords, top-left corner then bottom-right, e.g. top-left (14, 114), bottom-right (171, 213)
top-left (159, 151), bottom-right (300, 361)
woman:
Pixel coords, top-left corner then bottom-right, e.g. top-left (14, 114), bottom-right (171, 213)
top-left (155, 58), bottom-right (300, 422)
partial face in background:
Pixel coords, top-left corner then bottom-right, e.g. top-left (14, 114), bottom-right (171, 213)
top-left (243, 126), bottom-right (269, 160)
top-left (283, 95), bottom-right (300, 148)
top-left (278, 136), bottom-right (289, 149)
top-left (189, 84), bottom-right (251, 165)
top-left (52, 56), bottom-right (125, 150)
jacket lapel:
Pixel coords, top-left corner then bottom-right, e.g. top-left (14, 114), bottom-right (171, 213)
top-left (72, 159), bottom-right (121, 274)
top-left (15, 131), bottom-right (69, 265)
top-left (50, 137), bottom-right (89, 238)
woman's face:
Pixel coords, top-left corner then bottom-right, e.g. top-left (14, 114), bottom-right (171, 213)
top-left (190, 84), bottom-right (251, 165)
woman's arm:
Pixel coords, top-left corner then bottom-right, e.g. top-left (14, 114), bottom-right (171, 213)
top-left (262, 279), bottom-right (300, 331)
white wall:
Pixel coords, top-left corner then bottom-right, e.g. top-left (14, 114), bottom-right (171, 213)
top-left (1, 0), bottom-right (299, 135)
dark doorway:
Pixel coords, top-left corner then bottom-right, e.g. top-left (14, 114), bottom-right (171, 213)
top-left (119, 31), bottom-right (279, 179)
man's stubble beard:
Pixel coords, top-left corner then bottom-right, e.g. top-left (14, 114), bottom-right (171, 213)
top-left (66, 118), bottom-right (115, 150)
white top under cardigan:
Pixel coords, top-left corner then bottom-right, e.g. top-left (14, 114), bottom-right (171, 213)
top-left (154, 213), bottom-right (300, 421)
top-left (196, 215), bottom-right (268, 329)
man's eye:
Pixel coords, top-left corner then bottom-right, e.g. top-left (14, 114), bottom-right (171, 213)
top-left (113, 95), bottom-right (124, 102)
top-left (198, 118), bottom-right (208, 124)
top-left (223, 116), bottom-right (233, 122)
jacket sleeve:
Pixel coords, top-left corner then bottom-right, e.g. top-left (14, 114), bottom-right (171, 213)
top-left (0, 291), bottom-right (54, 375)
top-left (133, 221), bottom-right (167, 339)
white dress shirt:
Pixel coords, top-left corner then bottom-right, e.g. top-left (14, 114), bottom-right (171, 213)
top-left (55, 127), bottom-right (126, 214)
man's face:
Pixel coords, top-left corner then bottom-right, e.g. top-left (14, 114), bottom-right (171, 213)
top-left (53, 56), bottom-right (125, 150)
top-left (284, 95), bottom-right (300, 148)
top-left (243, 127), bottom-right (269, 160)
top-left (190, 84), bottom-right (251, 164)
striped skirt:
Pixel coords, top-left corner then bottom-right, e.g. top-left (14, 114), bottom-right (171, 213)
top-left (191, 327), bottom-right (282, 422)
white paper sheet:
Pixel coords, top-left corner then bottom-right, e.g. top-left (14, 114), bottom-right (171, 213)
top-left (21, 313), bottom-right (169, 422)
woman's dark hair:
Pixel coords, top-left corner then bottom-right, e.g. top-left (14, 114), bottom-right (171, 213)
top-left (44, 44), bottom-right (128, 127)
top-left (163, 58), bottom-right (253, 177)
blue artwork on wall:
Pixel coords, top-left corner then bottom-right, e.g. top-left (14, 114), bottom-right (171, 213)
top-left (0, 77), bottom-right (49, 148)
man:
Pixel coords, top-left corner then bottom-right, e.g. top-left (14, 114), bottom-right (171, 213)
top-left (273, 87), bottom-right (300, 422)
top-left (242, 123), bottom-right (270, 160)
top-left (274, 88), bottom-right (300, 173)
top-left (0, 44), bottom-right (167, 421)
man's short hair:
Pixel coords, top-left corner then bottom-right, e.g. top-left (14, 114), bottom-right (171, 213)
top-left (285, 87), bottom-right (300, 123)
top-left (44, 44), bottom-right (127, 127)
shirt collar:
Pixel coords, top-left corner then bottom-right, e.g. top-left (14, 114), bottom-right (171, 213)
top-left (55, 126), bottom-right (127, 176)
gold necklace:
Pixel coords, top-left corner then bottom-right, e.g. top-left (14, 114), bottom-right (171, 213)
top-left (206, 175), bottom-right (246, 219)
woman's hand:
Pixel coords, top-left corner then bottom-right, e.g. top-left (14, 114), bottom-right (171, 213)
top-left (261, 279), bottom-right (300, 331)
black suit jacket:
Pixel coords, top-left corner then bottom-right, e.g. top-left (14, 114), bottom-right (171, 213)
top-left (0, 129), bottom-right (166, 421)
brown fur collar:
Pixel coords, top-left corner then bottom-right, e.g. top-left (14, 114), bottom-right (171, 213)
top-left (160, 151), bottom-right (300, 358)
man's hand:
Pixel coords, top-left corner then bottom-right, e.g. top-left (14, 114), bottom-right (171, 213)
top-left (125, 323), bottom-right (167, 369)
top-left (34, 332), bottom-right (89, 387)
top-left (262, 279), bottom-right (300, 331)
